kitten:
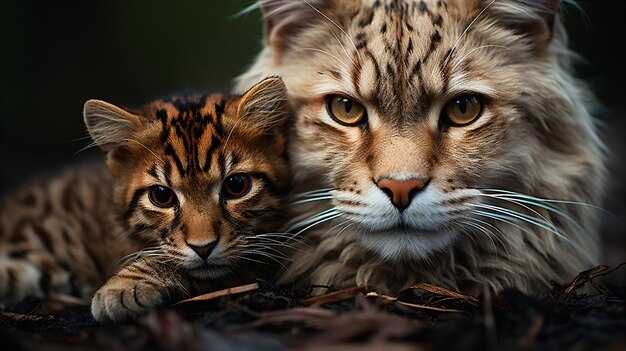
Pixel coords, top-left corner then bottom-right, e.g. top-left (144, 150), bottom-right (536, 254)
top-left (0, 77), bottom-right (291, 321)
top-left (236, 0), bottom-right (605, 295)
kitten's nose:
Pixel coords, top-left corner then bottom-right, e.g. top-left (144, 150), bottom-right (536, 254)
top-left (187, 240), bottom-right (218, 260)
top-left (377, 178), bottom-right (427, 212)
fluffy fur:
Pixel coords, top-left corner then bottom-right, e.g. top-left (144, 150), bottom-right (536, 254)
top-left (236, 0), bottom-right (605, 295)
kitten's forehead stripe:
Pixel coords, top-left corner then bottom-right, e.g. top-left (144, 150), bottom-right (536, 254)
top-left (146, 95), bottom-right (227, 178)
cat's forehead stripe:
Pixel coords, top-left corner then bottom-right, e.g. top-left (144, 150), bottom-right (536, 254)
top-left (349, 0), bottom-right (454, 118)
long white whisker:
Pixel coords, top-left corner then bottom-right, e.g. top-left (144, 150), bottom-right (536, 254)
top-left (470, 209), bottom-right (595, 264)
top-left (461, 220), bottom-right (498, 257)
top-left (291, 196), bottom-right (334, 205)
top-left (478, 192), bottom-right (593, 244)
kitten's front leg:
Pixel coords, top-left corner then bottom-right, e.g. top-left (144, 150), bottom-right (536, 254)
top-left (91, 258), bottom-right (187, 322)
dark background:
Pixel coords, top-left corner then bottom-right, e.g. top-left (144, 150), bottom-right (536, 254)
top-left (1, 1), bottom-right (624, 265)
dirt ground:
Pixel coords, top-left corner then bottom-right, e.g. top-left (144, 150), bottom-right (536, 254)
top-left (1, 264), bottom-right (624, 351)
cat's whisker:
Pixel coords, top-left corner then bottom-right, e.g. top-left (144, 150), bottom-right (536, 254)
top-left (468, 203), bottom-right (570, 242)
top-left (291, 188), bottom-right (334, 198)
top-left (460, 220), bottom-right (499, 257)
top-left (479, 188), bottom-right (613, 216)
top-left (290, 213), bottom-right (341, 238)
top-left (464, 217), bottom-right (510, 255)
top-left (451, 45), bottom-right (514, 72)
top-left (444, 0), bottom-right (497, 67)
top-left (476, 191), bottom-right (594, 244)
top-left (300, 0), bottom-right (362, 62)
top-left (285, 208), bottom-right (338, 232)
top-left (290, 48), bottom-right (353, 73)
top-left (469, 208), bottom-right (595, 264)
top-left (291, 196), bottom-right (334, 205)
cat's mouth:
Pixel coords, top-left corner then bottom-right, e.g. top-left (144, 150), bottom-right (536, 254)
top-left (357, 226), bottom-right (459, 261)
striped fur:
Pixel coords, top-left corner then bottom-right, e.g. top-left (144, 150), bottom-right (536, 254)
top-left (0, 77), bottom-right (291, 321)
top-left (236, 1), bottom-right (605, 295)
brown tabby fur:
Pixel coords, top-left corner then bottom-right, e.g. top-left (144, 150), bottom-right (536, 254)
top-left (0, 77), bottom-right (291, 321)
top-left (236, 0), bottom-right (605, 295)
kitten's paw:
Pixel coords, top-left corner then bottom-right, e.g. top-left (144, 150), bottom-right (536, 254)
top-left (91, 281), bottom-right (164, 322)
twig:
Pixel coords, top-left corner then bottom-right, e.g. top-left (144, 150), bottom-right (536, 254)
top-left (366, 292), bottom-right (465, 313)
top-left (404, 282), bottom-right (480, 306)
top-left (558, 265), bottom-right (609, 297)
top-left (300, 285), bottom-right (367, 306)
top-left (173, 282), bottom-right (259, 305)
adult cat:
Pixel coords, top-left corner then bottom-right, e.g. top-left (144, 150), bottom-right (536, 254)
top-left (236, 0), bottom-right (605, 294)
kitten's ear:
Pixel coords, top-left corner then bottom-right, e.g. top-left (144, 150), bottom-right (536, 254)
top-left (258, 0), bottom-right (330, 53)
top-left (83, 99), bottom-right (142, 152)
top-left (237, 76), bottom-right (289, 133)
top-left (489, 0), bottom-right (561, 51)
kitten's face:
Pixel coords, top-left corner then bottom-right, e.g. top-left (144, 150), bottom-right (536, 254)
top-left (85, 78), bottom-right (290, 278)
top-left (247, 0), bottom-right (589, 260)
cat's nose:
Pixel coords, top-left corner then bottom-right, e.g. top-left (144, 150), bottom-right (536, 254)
top-left (187, 240), bottom-right (218, 260)
top-left (377, 178), bottom-right (428, 212)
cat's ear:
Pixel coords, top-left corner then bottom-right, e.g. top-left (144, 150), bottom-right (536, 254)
top-left (488, 0), bottom-right (561, 51)
top-left (237, 76), bottom-right (289, 133)
top-left (258, 0), bottom-right (331, 53)
top-left (83, 99), bottom-right (142, 153)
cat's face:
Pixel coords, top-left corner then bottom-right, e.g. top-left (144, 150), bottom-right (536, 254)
top-left (240, 0), bottom-right (598, 260)
top-left (85, 77), bottom-right (290, 278)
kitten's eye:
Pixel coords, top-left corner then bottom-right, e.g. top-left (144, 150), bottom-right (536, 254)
top-left (326, 95), bottom-right (367, 126)
top-left (148, 186), bottom-right (176, 208)
top-left (223, 174), bottom-right (252, 198)
top-left (444, 95), bottom-right (484, 126)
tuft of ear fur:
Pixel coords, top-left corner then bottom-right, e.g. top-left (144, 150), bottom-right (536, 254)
top-left (258, 0), bottom-right (330, 53)
top-left (488, 0), bottom-right (562, 51)
top-left (84, 99), bottom-right (143, 152)
top-left (237, 76), bottom-right (289, 133)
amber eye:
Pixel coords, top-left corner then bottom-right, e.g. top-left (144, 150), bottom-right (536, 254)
top-left (326, 95), bottom-right (367, 126)
top-left (444, 95), bottom-right (484, 126)
top-left (148, 185), bottom-right (177, 208)
top-left (223, 174), bottom-right (252, 198)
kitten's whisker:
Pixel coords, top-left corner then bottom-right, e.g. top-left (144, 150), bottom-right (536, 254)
top-left (121, 138), bottom-right (165, 164)
top-left (253, 233), bottom-right (309, 246)
top-left (248, 236), bottom-right (306, 251)
top-left (243, 249), bottom-right (289, 270)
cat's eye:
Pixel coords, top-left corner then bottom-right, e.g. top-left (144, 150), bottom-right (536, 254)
top-left (223, 174), bottom-right (252, 198)
top-left (444, 95), bottom-right (484, 126)
top-left (148, 186), bottom-right (177, 208)
top-left (326, 95), bottom-right (367, 126)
